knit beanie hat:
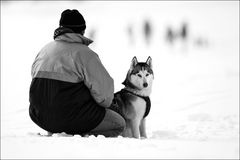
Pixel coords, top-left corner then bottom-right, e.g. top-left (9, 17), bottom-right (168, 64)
top-left (59, 9), bottom-right (86, 34)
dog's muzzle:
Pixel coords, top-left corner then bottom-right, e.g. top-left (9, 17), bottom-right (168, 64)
top-left (143, 83), bottom-right (148, 88)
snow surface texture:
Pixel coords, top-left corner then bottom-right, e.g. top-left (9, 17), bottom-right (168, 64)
top-left (1, 1), bottom-right (239, 159)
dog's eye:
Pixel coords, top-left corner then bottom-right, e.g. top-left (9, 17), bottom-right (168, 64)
top-left (146, 74), bottom-right (149, 77)
top-left (137, 74), bottom-right (142, 78)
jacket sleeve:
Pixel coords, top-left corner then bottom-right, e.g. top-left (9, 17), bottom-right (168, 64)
top-left (83, 55), bottom-right (114, 108)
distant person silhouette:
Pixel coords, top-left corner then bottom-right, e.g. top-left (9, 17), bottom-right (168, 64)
top-left (166, 26), bottom-right (175, 45)
top-left (180, 22), bottom-right (188, 41)
top-left (88, 29), bottom-right (96, 41)
top-left (126, 24), bottom-right (134, 45)
top-left (143, 19), bottom-right (152, 45)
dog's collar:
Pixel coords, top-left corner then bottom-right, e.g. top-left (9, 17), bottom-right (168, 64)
top-left (122, 79), bottom-right (141, 90)
top-left (123, 87), bottom-right (150, 97)
top-left (122, 88), bottom-right (145, 98)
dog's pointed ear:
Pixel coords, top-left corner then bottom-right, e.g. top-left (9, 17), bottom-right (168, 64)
top-left (122, 76), bottom-right (128, 86)
top-left (130, 56), bottom-right (138, 70)
top-left (122, 72), bottom-right (129, 86)
top-left (146, 56), bottom-right (152, 68)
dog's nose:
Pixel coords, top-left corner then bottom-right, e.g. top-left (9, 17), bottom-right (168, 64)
top-left (143, 83), bottom-right (148, 88)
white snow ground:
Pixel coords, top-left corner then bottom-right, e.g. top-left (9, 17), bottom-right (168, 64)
top-left (1, 1), bottom-right (239, 159)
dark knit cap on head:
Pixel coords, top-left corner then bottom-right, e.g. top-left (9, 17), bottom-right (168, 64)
top-left (59, 9), bottom-right (86, 34)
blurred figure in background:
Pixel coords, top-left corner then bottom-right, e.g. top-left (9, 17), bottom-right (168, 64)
top-left (179, 22), bottom-right (189, 53)
top-left (126, 24), bottom-right (134, 46)
top-left (143, 19), bottom-right (152, 45)
top-left (87, 28), bottom-right (97, 47)
top-left (179, 22), bottom-right (188, 41)
top-left (29, 9), bottom-right (125, 137)
top-left (165, 26), bottom-right (175, 45)
top-left (88, 28), bottom-right (96, 41)
top-left (165, 22), bottom-right (190, 54)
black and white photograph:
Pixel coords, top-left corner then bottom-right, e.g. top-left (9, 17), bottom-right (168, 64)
top-left (1, 1), bottom-right (239, 159)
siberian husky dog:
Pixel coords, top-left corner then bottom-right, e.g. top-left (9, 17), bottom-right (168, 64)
top-left (114, 56), bottom-right (153, 139)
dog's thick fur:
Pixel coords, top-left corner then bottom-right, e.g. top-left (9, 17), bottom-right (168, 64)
top-left (115, 56), bottom-right (153, 139)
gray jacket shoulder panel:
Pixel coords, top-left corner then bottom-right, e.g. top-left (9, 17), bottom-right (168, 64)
top-left (32, 33), bottom-right (114, 107)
